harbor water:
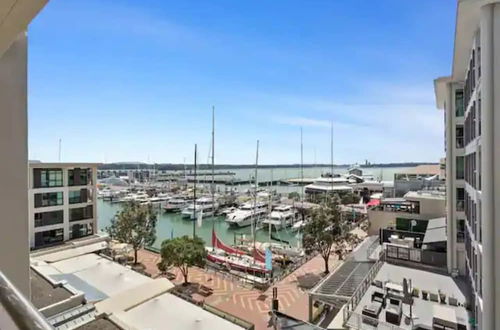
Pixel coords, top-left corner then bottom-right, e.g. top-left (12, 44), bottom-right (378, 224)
top-left (97, 166), bottom-right (412, 249)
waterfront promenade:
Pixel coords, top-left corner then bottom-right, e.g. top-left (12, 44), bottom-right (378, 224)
top-left (136, 248), bottom-right (340, 329)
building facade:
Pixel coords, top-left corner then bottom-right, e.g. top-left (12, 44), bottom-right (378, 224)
top-left (367, 191), bottom-right (446, 236)
top-left (28, 163), bottom-right (99, 249)
top-left (435, 1), bottom-right (500, 328)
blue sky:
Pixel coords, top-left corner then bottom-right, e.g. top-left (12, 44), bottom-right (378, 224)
top-left (28, 0), bottom-right (456, 165)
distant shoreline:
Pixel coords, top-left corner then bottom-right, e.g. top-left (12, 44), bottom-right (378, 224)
top-left (98, 162), bottom-right (437, 171)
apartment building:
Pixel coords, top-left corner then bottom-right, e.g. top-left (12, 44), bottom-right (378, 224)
top-left (28, 163), bottom-right (99, 249)
top-left (434, 0), bottom-right (500, 328)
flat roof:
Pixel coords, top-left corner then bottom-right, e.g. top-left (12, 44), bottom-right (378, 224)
top-left (112, 292), bottom-right (244, 330)
top-left (29, 162), bottom-right (101, 168)
top-left (305, 184), bottom-right (353, 192)
top-left (32, 253), bottom-right (153, 302)
top-left (398, 164), bottom-right (440, 176)
top-left (29, 269), bottom-right (73, 309)
top-left (33, 241), bottom-right (108, 263)
top-left (350, 263), bottom-right (470, 329)
top-left (404, 190), bottom-right (446, 201)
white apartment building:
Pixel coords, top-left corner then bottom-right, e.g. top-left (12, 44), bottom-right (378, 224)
top-left (28, 163), bottom-right (99, 249)
top-left (435, 0), bottom-right (500, 328)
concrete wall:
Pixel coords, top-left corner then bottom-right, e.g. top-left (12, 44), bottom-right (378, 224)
top-left (368, 198), bottom-right (445, 236)
top-left (367, 211), bottom-right (428, 236)
top-left (407, 197), bottom-right (446, 219)
top-left (0, 33), bottom-right (29, 296)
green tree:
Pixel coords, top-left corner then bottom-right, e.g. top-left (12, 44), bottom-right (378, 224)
top-left (159, 236), bottom-right (207, 285)
top-left (107, 202), bottom-right (157, 264)
top-left (302, 197), bottom-right (353, 274)
top-left (341, 192), bottom-right (360, 205)
top-left (288, 192), bottom-right (300, 201)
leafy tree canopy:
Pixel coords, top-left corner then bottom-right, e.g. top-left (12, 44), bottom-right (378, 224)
top-left (107, 202), bottom-right (157, 264)
top-left (160, 235), bottom-right (207, 284)
top-left (302, 197), bottom-right (355, 274)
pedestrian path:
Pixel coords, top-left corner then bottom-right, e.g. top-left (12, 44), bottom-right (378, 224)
top-left (136, 248), bottom-right (340, 329)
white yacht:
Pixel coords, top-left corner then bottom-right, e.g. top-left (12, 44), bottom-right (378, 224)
top-left (181, 196), bottom-right (219, 220)
top-left (262, 205), bottom-right (298, 230)
top-left (144, 194), bottom-right (170, 207)
top-left (163, 197), bottom-right (188, 213)
top-left (225, 201), bottom-right (269, 228)
top-left (120, 191), bottom-right (149, 203)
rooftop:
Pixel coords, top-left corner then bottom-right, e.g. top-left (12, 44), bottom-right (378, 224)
top-left (29, 269), bottom-right (72, 309)
top-left (404, 190), bottom-right (446, 201)
top-left (349, 263), bottom-right (470, 329)
top-left (396, 164), bottom-right (440, 176)
top-left (29, 161), bottom-right (101, 168)
top-left (111, 292), bottom-right (245, 330)
top-left (32, 253), bottom-right (153, 302)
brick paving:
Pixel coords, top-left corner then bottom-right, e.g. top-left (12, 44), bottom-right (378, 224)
top-left (136, 249), bottom-right (341, 330)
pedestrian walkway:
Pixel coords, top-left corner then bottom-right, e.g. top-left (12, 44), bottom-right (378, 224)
top-left (136, 248), bottom-right (340, 330)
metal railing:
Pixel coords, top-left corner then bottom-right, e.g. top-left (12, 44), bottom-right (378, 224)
top-left (344, 311), bottom-right (405, 330)
top-left (0, 271), bottom-right (53, 330)
top-left (385, 245), bottom-right (447, 268)
top-left (342, 251), bottom-right (385, 328)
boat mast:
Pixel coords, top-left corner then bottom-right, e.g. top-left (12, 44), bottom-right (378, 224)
top-left (211, 106), bottom-right (215, 230)
top-left (252, 140), bottom-right (259, 257)
top-left (301, 127), bottom-right (304, 220)
top-left (193, 144), bottom-right (197, 239)
top-left (330, 121), bottom-right (334, 199)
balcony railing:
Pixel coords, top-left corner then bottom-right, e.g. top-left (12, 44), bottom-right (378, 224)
top-left (0, 271), bottom-right (53, 330)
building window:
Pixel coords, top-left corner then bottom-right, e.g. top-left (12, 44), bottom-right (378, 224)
top-left (34, 192), bottom-right (63, 208)
top-left (457, 219), bottom-right (465, 243)
top-left (33, 169), bottom-right (63, 188)
top-left (456, 125), bottom-right (464, 148)
top-left (478, 95), bottom-right (482, 136)
top-left (34, 229), bottom-right (64, 248)
top-left (455, 89), bottom-right (464, 117)
top-left (69, 189), bottom-right (89, 204)
top-left (456, 188), bottom-right (465, 211)
top-left (456, 156), bottom-right (465, 180)
top-left (34, 210), bottom-right (64, 227)
top-left (68, 168), bottom-right (91, 186)
top-left (70, 223), bottom-right (94, 240)
top-left (69, 205), bottom-right (93, 222)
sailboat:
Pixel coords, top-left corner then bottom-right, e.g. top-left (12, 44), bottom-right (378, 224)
top-left (206, 229), bottom-right (269, 275)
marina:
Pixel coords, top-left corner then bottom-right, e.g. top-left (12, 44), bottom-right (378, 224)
top-left (96, 166), bottom-right (410, 251)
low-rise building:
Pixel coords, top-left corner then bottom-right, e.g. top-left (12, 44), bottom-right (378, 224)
top-left (367, 190), bottom-right (446, 236)
top-left (29, 240), bottom-right (251, 330)
top-left (394, 165), bottom-right (443, 197)
top-left (28, 162), bottom-right (99, 249)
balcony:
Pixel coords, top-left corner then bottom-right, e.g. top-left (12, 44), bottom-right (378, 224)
top-left (0, 271), bottom-right (52, 330)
